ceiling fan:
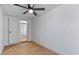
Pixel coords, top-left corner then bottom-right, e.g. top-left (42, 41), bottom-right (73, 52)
top-left (14, 4), bottom-right (45, 16)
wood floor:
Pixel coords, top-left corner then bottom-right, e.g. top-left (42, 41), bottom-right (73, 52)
top-left (2, 41), bottom-right (59, 55)
top-left (20, 36), bottom-right (28, 42)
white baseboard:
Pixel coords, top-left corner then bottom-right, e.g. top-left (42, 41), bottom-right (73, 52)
top-left (32, 40), bottom-right (62, 55)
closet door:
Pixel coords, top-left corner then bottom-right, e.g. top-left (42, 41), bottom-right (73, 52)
top-left (8, 17), bottom-right (20, 45)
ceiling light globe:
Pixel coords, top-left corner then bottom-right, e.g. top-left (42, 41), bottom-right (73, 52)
top-left (29, 9), bottom-right (33, 13)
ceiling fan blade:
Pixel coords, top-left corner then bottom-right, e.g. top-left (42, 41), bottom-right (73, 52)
top-left (23, 10), bottom-right (29, 14)
top-left (14, 4), bottom-right (28, 9)
top-left (28, 4), bottom-right (34, 9)
top-left (33, 8), bottom-right (45, 10)
top-left (28, 4), bottom-right (31, 8)
top-left (33, 12), bottom-right (37, 16)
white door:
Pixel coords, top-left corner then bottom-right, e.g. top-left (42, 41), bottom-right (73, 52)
top-left (8, 17), bottom-right (20, 45)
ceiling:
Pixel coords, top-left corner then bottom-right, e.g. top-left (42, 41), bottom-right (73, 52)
top-left (0, 4), bottom-right (62, 19)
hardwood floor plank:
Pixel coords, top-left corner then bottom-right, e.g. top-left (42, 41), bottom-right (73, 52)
top-left (2, 41), bottom-right (59, 55)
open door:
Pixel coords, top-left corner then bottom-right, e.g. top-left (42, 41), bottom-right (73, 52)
top-left (20, 20), bottom-right (28, 42)
top-left (8, 17), bottom-right (20, 45)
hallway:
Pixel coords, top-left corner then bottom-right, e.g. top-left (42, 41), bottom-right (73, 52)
top-left (2, 41), bottom-right (58, 55)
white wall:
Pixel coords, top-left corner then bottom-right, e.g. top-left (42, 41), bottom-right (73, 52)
top-left (3, 16), bottom-right (8, 46)
top-left (31, 5), bottom-right (79, 55)
top-left (0, 8), bottom-right (4, 54)
top-left (27, 20), bottom-right (32, 41)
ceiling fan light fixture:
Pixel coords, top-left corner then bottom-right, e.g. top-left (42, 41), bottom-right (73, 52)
top-left (29, 9), bottom-right (33, 13)
top-left (14, 4), bottom-right (45, 16)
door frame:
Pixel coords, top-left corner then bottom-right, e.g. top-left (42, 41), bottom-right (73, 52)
top-left (20, 20), bottom-right (28, 42)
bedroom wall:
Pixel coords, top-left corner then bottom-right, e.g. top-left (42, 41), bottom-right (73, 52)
top-left (3, 16), bottom-right (8, 46)
top-left (31, 5), bottom-right (79, 54)
top-left (0, 8), bottom-right (4, 54)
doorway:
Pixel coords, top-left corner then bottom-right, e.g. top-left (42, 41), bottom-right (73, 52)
top-left (20, 20), bottom-right (28, 42)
